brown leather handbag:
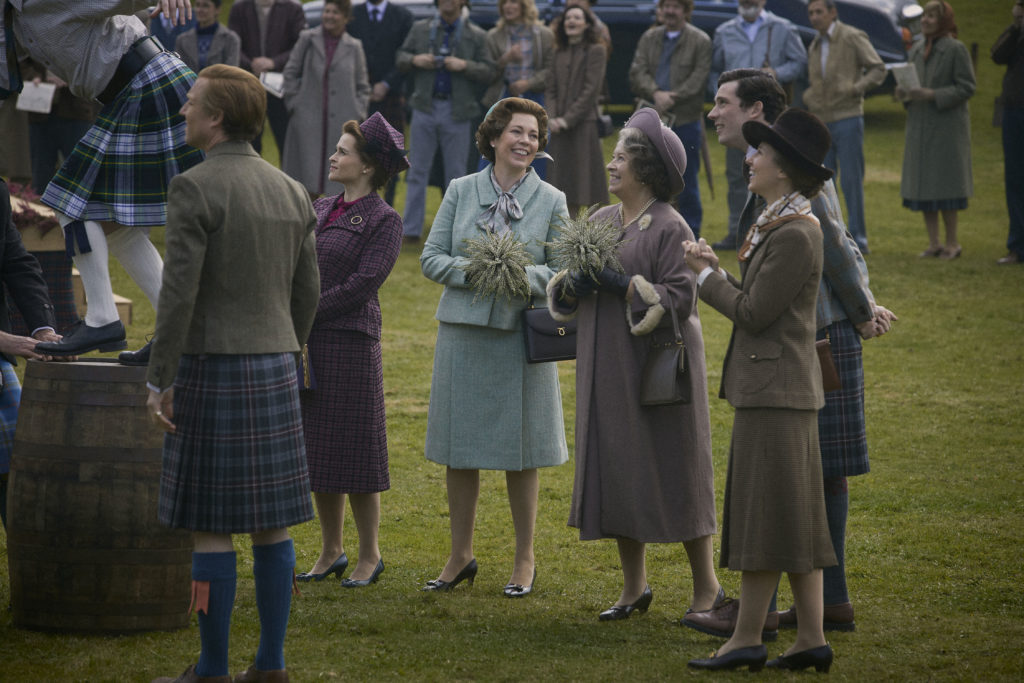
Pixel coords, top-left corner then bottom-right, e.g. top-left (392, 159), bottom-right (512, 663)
top-left (816, 334), bottom-right (842, 393)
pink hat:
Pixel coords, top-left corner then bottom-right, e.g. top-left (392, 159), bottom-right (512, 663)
top-left (623, 108), bottom-right (688, 195)
top-left (359, 112), bottom-right (410, 179)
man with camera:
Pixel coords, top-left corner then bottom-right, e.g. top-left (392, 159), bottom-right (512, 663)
top-left (397, 0), bottom-right (495, 243)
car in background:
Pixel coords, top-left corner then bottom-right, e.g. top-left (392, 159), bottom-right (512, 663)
top-left (467, 0), bottom-right (918, 106)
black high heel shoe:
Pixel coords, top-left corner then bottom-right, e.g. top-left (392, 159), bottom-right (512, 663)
top-left (422, 558), bottom-right (478, 592)
top-left (296, 552), bottom-right (348, 582)
top-left (341, 558), bottom-right (385, 588)
top-left (766, 643), bottom-right (833, 672)
top-left (688, 644), bottom-right (768, 672)
top-left (598, 585), bottom-right (653, 621)
top-left (503, 568), bottom-right (536, 598)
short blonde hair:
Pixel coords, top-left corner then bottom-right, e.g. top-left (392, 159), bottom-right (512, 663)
top-left (196, 64), bottom-right (266, 141)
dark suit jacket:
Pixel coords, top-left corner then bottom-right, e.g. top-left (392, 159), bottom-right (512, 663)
top-left (311, 193), bottom-right (402, 340)
top-left (0, 180), bottom-right (56, 365)
top-left (228, 0), bottom-right (306, 73)
top-left (347, 1), bottom-right (414, 91)
top-left (147, 141), bottom-right (320, 390)
top-left (700, 216), bottom-right (824, 411)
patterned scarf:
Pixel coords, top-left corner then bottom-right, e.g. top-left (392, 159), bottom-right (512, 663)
top-left (738, 191), bottom-right (817, 262)
top-left (476, 167), bottom-right (531, 236)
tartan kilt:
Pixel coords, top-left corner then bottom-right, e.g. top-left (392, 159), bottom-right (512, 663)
top-left (300, 329), bottom-right (390, 494)
top-left (817, 319), bottom-right (869, 478)
top-left (158, 353), bottom-right (314, 534)
top-left (40, 52), bottom-right (204, 226)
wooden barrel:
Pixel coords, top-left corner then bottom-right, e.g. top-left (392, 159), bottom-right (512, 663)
top-left (6, 360), bottom-right (192, 633)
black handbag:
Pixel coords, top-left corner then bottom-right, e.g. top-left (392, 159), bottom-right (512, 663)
top-left (637, 292), bottom-right (690, 406)
top-left (522, 298), bottom-right (577, 363)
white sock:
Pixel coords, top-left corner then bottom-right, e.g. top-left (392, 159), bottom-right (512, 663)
top-left (107, 226), bottom-right (163, 310)
top-left (57, 214), bottom-right (119, 327)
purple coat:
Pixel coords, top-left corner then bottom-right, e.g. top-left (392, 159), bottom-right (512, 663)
top-left (311, 192), bottom-right (402, 339)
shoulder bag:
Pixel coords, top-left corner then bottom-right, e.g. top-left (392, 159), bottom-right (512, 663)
top-left (637, 291), bottom-right (690, 405)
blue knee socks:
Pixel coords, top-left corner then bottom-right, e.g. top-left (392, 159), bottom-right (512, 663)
top-left (252, 539), bottom-right (296, 671)
top-left (822, 476), bottom-right (850, 606)
top-left (193, 551), bottom-right (237, 678)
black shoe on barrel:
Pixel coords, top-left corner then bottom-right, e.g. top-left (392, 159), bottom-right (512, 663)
top-left (36, 320), bottom-right (127, 356)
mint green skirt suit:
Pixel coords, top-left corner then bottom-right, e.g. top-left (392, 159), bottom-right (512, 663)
top-left (420, 168), bottom-right (569, 471)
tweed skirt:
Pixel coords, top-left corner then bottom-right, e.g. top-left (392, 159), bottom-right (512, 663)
top-left (158, 353), bottom-right (314, 534)
top-left (300, 329), bottom-right (390, 494)
top-left (720, 407), bottom-right (837, 573)
top-left (425, 321), bottom-right (568, 471)
top-left (817, 320), bottom-right (869, 478)
top-left (41, 52), bottom-right (203, 226)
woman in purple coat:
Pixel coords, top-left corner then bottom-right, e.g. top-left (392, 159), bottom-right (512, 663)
top-left (298, 112), bottom-right (408, 586)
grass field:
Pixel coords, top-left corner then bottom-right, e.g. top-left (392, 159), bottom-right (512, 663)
top-left (1, 2), bottom-right (1022, 680)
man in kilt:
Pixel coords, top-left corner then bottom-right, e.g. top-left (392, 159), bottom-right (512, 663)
top-left (1, 0), bottom-right (204, 360)
top-left (146, 64), bottom-right (319, 683)
top-left (682, 68), bottom-right (897, 639)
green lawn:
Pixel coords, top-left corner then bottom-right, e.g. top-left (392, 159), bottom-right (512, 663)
top-left (2, 2), bottom-right (1022, 680)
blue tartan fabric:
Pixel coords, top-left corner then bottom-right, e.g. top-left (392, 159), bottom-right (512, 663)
top-left (7, 250), bottom-right (78, 336)
top-left (0, 360), bottom-right (19, 474)
top-left (300, 329), bottom-right (389, 494)
top-left (158, 353), bottom-right (314, 534)
top-left (41, 51), bottom-right (203, 226)
top-left (817, 319), bottom-right (868, 478)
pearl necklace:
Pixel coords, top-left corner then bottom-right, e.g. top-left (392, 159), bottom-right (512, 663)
top-left (619, 196), bottom-right (657, 228)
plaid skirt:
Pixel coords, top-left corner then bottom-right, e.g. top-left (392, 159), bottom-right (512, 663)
top-left (817, 320), bottom-right (869, 478)
top-left (300, 329), bottom-right (390, 494)
top-left (41, 52), bottom-right (203, 226)
top-left (158, 353), bottom-right (314, 534)
top-left (0, 361), bottom-right (20, 474)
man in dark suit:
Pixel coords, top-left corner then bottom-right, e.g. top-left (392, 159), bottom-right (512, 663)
top-left (228, 0), bottom-right (306, 156)
top-left (0, 177), bottom-right (63, 530)
top-left (347, 0), bottom-right (415, 206)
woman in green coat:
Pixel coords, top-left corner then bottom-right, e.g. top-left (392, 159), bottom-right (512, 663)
top-left (897, 0), bottom-right (976, 260)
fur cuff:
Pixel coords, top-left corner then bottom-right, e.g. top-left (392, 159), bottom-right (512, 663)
top-left (546, 270), bottom-right (578, 322)
top-left (626, 274), bottom-right (665, 336)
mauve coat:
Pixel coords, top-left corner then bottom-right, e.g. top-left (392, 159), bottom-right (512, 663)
top-left (901, 35), bottom-right (976, 203)
top-left (282, 29), bottom-right (370, 196)
top-left (551, 202), bottom-right (716, 542)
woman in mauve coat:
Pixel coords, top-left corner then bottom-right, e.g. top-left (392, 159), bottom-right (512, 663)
top-left (281, 0), bottom-right (370, 196)
top-left (898, 0), bottom-right (975, 260)
top-left (549, 109), bottom-right (721, 622)
top-left (544, 4), bottom-right (609, 216)
top-left (297, 113), bottom-right (408, 587)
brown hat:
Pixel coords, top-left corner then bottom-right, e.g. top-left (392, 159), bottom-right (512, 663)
top-left (623, 108), bottom-right (687, 195)
top-left (742, 108), bottom-right (834, 181)
top-left (359, 112), bottom-right (410, 180)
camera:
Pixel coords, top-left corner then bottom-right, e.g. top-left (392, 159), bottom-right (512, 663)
top-left (434, 44), bottom-right (451, 69)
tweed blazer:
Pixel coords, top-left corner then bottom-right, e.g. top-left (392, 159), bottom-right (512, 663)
top-left (737, 181), bottom-right (873, 330)
top-left (0, 180), bottom-right (56, 365)
top-left (700, 216), bottom-right (825, 410)
top-left (396, 16), bottom-right (495, 121)
top-left (420, 168), bottom-right (567, 331)
top-left (148, 140), bottom-right (320, 390)
top-left (804, 21), bottom-right (885, 123)
top-left (174, 23), bottom-right (241, 72)
top-left (311, 193), bottom-right (402, 340)
top-left (709, 11), bottom-right (806, 92)
top-left (347, 1), bottom-right (415, 90)
top-left (629, 23), bottom-right (712, 125)
top-left (228, 0), bottom-right (306, 73)
top-left (482, 22), bottom-right (555, 106)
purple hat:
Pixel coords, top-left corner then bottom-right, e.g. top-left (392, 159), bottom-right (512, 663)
top-left (623, 108), bottom-right (687, 195)
top-left (359, 112), bottom-right (410, 180)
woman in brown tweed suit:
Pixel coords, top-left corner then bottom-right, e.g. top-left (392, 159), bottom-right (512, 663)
top-left (682, 109), bottom-right (838, 673)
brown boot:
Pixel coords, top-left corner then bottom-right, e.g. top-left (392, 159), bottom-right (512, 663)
top-left (778, 601), bottom-right (856, 632)
top-left (152, 664), bottom-right (231, 683)
top-left (233, 666), bottom-right (289, 683)
top-left (680, 597), bottom-right (779, 641)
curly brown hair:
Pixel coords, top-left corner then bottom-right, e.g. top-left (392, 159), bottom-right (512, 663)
top-left (617, 127), bottom-right (674, 202)
top-left (475, 97), bottom-right (549, 163)
top-left (342, 120), bottom-right (389, 191)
